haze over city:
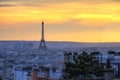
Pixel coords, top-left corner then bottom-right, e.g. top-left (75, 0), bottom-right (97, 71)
top-left (0, 0), bottom-right (120, 42)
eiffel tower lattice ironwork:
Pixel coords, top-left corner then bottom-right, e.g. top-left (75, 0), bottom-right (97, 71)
top-left (39, 21), bottom-right (47, 50)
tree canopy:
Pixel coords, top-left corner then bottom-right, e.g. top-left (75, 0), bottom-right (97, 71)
top-left (63, 51), bottom-right (103, 79)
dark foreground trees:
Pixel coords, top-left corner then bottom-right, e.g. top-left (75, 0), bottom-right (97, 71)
top-left (63, 51), bottom-right (103, 79)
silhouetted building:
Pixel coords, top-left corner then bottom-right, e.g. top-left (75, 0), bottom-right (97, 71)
top-left (39, 21), bottom-right (47, 50)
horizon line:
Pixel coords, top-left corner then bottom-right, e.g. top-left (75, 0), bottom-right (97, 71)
top-left (0, 40), bottom-right (120, 43)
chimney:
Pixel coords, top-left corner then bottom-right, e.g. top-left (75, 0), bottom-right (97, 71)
top-left (103, 59), bottom-right (114, 80)
top-left (32, 69), bottom-right (39, 80)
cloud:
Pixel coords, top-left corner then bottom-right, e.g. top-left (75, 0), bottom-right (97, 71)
top-left (0, 0), bottom-right (120, 4)
top-left (111, 0), bottom-right (120, 2)
top-left (0, 4), bottom-right (17, 7)
top-left (0, 0), bottom-right (120, 7)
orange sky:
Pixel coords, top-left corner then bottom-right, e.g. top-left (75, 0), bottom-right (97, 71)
top-left (0, 0), bottom-right (120, 42)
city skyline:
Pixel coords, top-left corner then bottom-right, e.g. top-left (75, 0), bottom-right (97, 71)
top-left (0, 0), bottom-right (120, 42)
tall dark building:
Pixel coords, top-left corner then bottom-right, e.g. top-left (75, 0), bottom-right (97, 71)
top-left (39, 21), bottom-right (47, 50)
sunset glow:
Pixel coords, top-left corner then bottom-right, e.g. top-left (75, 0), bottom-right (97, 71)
top-left (0, 0), bottom-right (120, 42)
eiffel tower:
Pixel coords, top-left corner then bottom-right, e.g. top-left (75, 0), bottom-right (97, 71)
top-left (39, 21), bottom-right (47, 50)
